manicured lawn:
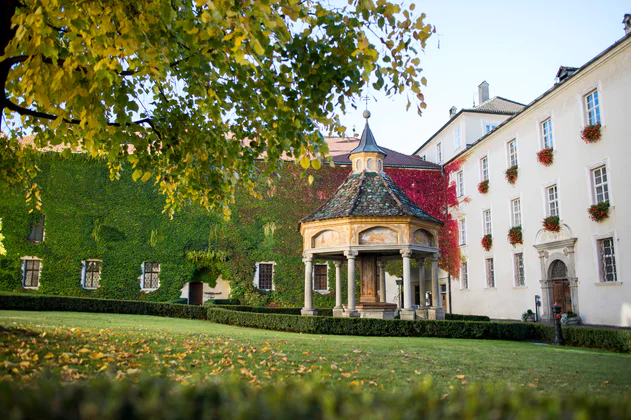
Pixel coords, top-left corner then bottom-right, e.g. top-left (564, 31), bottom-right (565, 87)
top-left (1, 310), bottom-right (630, 396)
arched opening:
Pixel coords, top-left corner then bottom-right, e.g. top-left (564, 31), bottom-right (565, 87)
top-left (549, 260), bottom-right (572, 314)
top-left (358, 227), bottom-right (398, 245)
top-left (412, 229), bottom-right (434, 247)
top-left (312, 230), bottom-right (342, 248)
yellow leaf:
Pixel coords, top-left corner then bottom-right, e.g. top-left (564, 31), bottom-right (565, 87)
top-left (141, 171), bottom-right (151, 182)
top-left (44, 353), bottom-right (55, 359)
top-left (89, 352), bottom-right (105, 360)
top-left (78, 348), bottom-right (91, 354)
top-left (308, 175), bottom-right (314, 185)
top-left (300, 156), bottom-right (310, 169)
top-left (311, 158), bottom-right (321, 170)
top-left (132, 169), bottom-right (143, 181)
top-left (456, 375), bottom-right (465, 380)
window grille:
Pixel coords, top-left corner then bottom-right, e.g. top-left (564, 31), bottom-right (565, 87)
top-left (514, 253), bottom-right (525, 287)
top-left (27, 215), bottom-right (45, 243)
top-left (23, 259), bottom-right (41, 288)
top-left (84, 261), bottom-right (102, 289)
top-left (486, 258), bottom-right (495, 288)
top-left (142, 262), bottom-right (160, 289)
top-left (461, 262), bottom-right (468, 289)
top-left (459, 218), bottom-right (467, 245)
top-left (483, 210), bottom-right (492, 235)
top-left (550, 260), bottom-right (567, 279)
top-left (258, 263), bottom-right (274, 290)
top-left (598, 238), bottom-right (617, 282)
top-left (313, 264), bottom-right (328, 291)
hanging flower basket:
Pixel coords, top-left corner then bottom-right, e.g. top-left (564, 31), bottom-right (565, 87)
top-left (542, 215), bottom-right (560, 232)
top-left (588, 201), bottom-right (610, 222)
top-left (505, 165), bottom-right (518, 185)
top-left (481, 234), bottom-right (493, 251)
top-left (581, 123), bottom-right (602, 143)
top-left (478, 180), bottom-right (489, 194)
top-left (537, 148), bottom-right (554, 166)
top-left (508, 225), bottom-right (523, 246)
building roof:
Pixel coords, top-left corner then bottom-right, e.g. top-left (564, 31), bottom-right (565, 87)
top-left (300, 171), bottom-right (443, 224)
top-left (444, 32), bottom-right (631, 166)
top-left (349, 119), bottom-right (388, 156)
top-left (412, 97), bottom-right (526, 155)
top-left (327, 137), bottom-right (440, 169)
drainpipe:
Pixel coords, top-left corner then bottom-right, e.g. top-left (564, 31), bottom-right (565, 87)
top-left (442, 166), bottom-right (453, 314)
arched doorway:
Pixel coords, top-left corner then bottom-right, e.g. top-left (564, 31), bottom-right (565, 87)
top-left (189, 282), bottom-right (204, 305)
top-left (549, 260), bottom-right (572, 313)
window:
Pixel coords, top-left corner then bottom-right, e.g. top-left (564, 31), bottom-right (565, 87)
top-left (436, 143), bottom-right (443, 163)
top-left (542, 119), bottom-right (553, 149)
top-left (485, 258), bottom-right (495, 288)
top-left (514, 253), bottom-right (525, 287)
top-left (82, 260), bottom-right (102, 289)
top-left (460, 262), bottom-right (468, 289)
top-left (507, 139), bottom-right (518, 167)
top-left (483, 209), bottom-right (492, 235)
top-left (459, 218), bottom-right (467, 246)
top-left (511, 198), bottom-right (521, 227)
top-left (585, 90), bottom-right (601, 125)
top-left (313, 264), bottom-right (328, 291)
top-left (420, 155), bottom-right (426, 161)
top-left (22, 258), bottom-right (41, 288)
top-left (485, 124), bottom-right (496, 133)
top-left (480, 156), bottom-right (489, 181)
top-left (255, 262), bottom-right (275, 290)
top-left (27, 215), bottom-right (45, 243)
top-left (547, 185), bottom-right (559, 217)
top-left (455, 127), bottom-right (461, 149)
top-left (597, 238), bottom-right (617, 282)
top-left (142, 262), bottom-right (160, 290)
top-left (592, 166), bottom-right (609, 204)
top-left (456, 171), bottom-right (464, 197)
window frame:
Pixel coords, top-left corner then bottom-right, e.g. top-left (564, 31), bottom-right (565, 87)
top-left (591, 165), bottom-right (609, 205)
top-left (480, 156), bottom-right (489, 182)
top-left (141, 262), bottom-right (160, 290)
top-left (507, 139), bottom-right (518, 167)
top-left (82, 260), bottom-right (102, 290)
top-left (596, 236), bottom-right (617, 283)
top-left (27, 215), bottom-right (46, 243)
top-left (459, 217), bottom-right (467, 246)
top-left (541, 118), bottom-right (554, 150)
top-left (546, 184), bottom-right (559, 217)
top-left (460, 261), bottom-right (469, 290)
top-left (585, 89), bottom-right (601, 126)
top-left (484, 123), bottom-right (497, 134)
top-left (511, 198), bottom-right (522, 228)
top-left (514, 252), bottom-right (525, 287)
top-left (254, 261), bottom-right (276, 291)
top-left (312, 263), bottom-right (329, 292)
top-left (454, 127), bottom-right (462, 150)
top-left (482, 209), bottom-right (492, 236)
top-left (485, 258), bottom-right (495, 288)
top-left (455, 170), bottom-right (464, 198)
top-left (21, 258), bottom-right (41, 289)
top-left (436, 142), bottom-right (443, 164)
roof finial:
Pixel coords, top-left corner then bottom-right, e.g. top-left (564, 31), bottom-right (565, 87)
top-left (362, 94), bottom-right (371, 119)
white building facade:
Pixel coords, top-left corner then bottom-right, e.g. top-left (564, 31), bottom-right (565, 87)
top-left (414, 28), bottom-right (631, 326)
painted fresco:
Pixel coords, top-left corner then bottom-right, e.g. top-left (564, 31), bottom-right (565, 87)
top-left (312, 230), bottom-right (342, 248)
top-left (358, 227), bottom-right (398, 245)
top-left (412, 229), bottom-right (433, 246)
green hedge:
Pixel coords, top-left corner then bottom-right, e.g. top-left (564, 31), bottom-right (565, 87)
top-left (445, 313), bottom-right (490, 322)
top-left (205, 303), bottom-right (333, 317)
top-left (0, 293), bottom-right (207, 320)
top-left (207, 308), bottom-right (539, 341)
top-left (533, 324), bottom-right (631, 353)
top-left (2, 376), bottom-right (629, 419)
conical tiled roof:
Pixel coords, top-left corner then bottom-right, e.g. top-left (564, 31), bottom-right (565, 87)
top-left (300, 171), bottom-right (443, 224)
top-left (349, 120), bottom-right (387, 156)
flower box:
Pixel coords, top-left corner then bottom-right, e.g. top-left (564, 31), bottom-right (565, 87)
top-left (481, 234), bottom-right (492, 251)
top-left (588, 201), bottom-right (609, 222)
top-left (542, 215), bottom-right (560, 232)
top-left (508, 225), bottom-right (522, 246)
top-left (537, 148), bottom-right (554, 166)
top-left (478, 180), bottom-right (489, 194)
top-left (580, 123), bottom-right (602, 143)
top-left (505, 165), bottom-right (518, 185)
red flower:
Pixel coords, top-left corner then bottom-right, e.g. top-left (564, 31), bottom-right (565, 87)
top-left (542, 216), bottom-right (560, 232)
top-left (581, 123), bottom-right (602, 143)
top-left (537, 148), bottom-right (554, 166)
top-left (588, 201), bottom-right (610, 222)
top-left (507, 226), bottom-right (523, 246)
top-left (478, 180), bottom-right (489, 194)
top-left (505, 165), bottom-right (518, 185)
top-left (481, 234), bottom-right (493, 251)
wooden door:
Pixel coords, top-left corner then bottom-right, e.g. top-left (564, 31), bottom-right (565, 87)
top-left (360, 255), bottom-right (378, 303)
top-left (189, 282), bottom-right (204, 305)
top-left (552, 280), bottom-right (572, 313)
top-left (441, 293), bottom-right (447, 311)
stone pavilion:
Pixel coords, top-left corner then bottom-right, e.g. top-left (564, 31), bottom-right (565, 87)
top-left (299, 111), bottom-right (445, 320)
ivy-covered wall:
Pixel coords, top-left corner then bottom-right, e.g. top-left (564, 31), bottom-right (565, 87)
top-left (0, 153), bottom-right (449, 307)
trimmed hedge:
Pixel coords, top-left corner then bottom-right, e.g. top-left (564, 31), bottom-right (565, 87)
top-left (0, 293), bottom-right (207, 320)
top-left (2, 376), bottom-right (630, 419)
top-left (207, 308), bottom-right (538, 341)
top-left (445, 313), bottom-right (490, 322)
top-left (534, 324), bottom-right (631, 354)
top-left (205, 303), bottom-right (333, 317)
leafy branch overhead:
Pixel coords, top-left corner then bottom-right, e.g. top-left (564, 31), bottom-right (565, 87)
top-left (0, 0), bottom-right (434, 216)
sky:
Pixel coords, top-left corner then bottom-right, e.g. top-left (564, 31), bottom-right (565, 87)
top-left (339, 0), bottom-right (630, 155)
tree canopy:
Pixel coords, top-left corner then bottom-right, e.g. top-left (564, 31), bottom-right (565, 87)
top-left (0, 0), bottom-right (433, 217)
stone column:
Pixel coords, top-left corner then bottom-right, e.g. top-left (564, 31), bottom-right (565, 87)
top-left (345, 250), bottom-right (359, 317)
top-left (301, 256), bottom-right (317, 316)
top-left (377, 260), bottom-right (386, 303)
top-left (400, 249), bottom-right (415, 320)
top-left (538, 250), bottom-right (552, 321)
top-left (333, 261), bottom-right (343, 317)
top-left (416, 257), bottom-right (427, 320)
top-left (565, 247), bottom-right (580, 317)
top-left (427, 253), bottom-right (445, 320)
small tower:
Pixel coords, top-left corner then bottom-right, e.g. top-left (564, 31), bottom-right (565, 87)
top-left (349, 110), bottom-right (387, 174)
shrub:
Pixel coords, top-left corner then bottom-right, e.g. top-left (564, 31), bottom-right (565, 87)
top-left (204, 298), bottom-right (240, 305)
top-left (445, 313), bottom-right (491, 322)
top-left (205, 304), bottom-right (333, 317)
top-left (2, 376), bottom-right (631, 419)
top-left (0, 293), bottom-right (207, 320)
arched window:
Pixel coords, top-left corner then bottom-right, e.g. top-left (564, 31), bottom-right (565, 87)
top-left (549, 260), bottom-right (568, 279)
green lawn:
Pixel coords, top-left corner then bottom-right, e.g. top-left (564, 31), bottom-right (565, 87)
top-left (1, 310), bottom-right (630, 396)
